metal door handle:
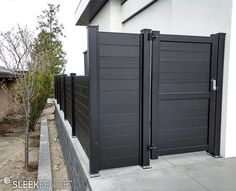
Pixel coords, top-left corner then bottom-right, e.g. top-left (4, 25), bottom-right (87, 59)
top-left (211, 79), bottom-right (217, 91)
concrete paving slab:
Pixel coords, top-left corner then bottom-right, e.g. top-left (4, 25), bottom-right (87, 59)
top-left (178, 157), bottom-right (236, 191)
top-left (99, 157), bottom-right (174, 178)
top-left (99, 165), bottom-right (143, 178)
top-left (90, 166), bottom-right (208, 191)
top-left (150, 157), bottom-right (174, 170)
top-left (88, 152), bottom-right (236, 191)
top-left (220, 157), bottom-right (236, 168)
top-left (162, 151), bottom-right (215, 166)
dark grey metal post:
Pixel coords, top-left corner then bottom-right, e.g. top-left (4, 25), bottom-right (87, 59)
top-left (88, 26), bottom-right (100, 176)
top-left (54, 76), bottom-right (56, 100)
top-left (63, 74), bottom-right (67, 120)
top-left (57, 76), bottom-right (59, 104)
top-left (57, 76), bottom-right (59, 102)
top-left (150, 31), bottom-right (160, 159)
top-left (208, 34), bottom-right (218, 155)
top-left (140, 29), bottom-right (152, 168)
top-left (70, 73), bottom-right (76, 137)
top-left (208, 33), bottom-right (225, 157)
top-left (83, 51), bottom-right (89, 76)
top-left (214, 33), bottom-right (226, 156)
top-left (59, 75), bottom-right (62, 109)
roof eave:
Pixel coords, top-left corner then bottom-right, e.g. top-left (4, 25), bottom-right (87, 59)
top-left (76, 0), bottom-right (109, 26)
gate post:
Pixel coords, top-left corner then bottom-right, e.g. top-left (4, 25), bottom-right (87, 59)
top-left (88, 26), bottom-right (100, 176)
top-left (208, 33), bottom-right (225, 157)
top-left (140, 29), bottom-right (152, 168)
top-left (214, 33), bottom-right (225, 156)
top-left (150, 31), bottom-right (160, 159)
top-left (70, 73), bottom-right (76, 137)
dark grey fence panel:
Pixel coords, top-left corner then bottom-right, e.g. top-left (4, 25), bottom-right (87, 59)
top-left (98, 32), bottom-right (140, 169)
top-left (74, 76), bottom-right (90, 158)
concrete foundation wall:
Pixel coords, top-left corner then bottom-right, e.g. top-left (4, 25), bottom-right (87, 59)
top-left (55, 103), bottom-right (91, 191)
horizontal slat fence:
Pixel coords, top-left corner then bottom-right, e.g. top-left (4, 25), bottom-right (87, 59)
top-left (55, 74), bottom-right (90, 159)
top-left (55, 27), bottom-right (224, 176)
top-left (74, 76), bottom-right (90, 157)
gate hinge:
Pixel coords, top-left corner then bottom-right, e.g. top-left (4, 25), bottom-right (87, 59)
top-left (147, 145), bottom-right (158, 151)
top-left (148, 32), bottom-right (158, 41)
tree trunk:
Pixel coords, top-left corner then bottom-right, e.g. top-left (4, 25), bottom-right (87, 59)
top-left (24, 116), bottom-right (29, 169)
top-left (24, 101), bottom-right (31, 169)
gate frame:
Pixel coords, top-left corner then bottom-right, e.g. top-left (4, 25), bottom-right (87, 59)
top-left (208, 33), bottom-right (226, 157)
top-left (149, 31), bottom-right (226, 160)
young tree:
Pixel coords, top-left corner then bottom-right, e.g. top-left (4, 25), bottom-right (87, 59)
top-left (28, 3), bottom-right (66, 132)
top-left (34, 3), bottom-right (66, 76)
top-left (0, 26), bottom-right (39, 169)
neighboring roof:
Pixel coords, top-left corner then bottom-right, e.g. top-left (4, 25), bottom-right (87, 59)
top-left (76, 0), bottom-right (109, 25)
top-left (0, 66), bottom-right (14, 79)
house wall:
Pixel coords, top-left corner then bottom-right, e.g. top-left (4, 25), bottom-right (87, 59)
top-left (86, 0), bottom-right (235, 158)
top-left (90, 1), bottom-right (111, 31)
top-left (0, 80), bottom-right (17, 119)
top-left (90, 0), bottom-right (122, 32)
top-left (0, 86), bottom-right (9, 119)
top-left (224, 1), bottom-right (236, 158)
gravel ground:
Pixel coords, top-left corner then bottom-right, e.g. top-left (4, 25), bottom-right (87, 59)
top-left (46, 105), bottom-right (71, 191)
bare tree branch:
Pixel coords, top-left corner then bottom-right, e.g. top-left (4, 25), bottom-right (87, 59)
top-left (0, 26), bottom-right (43, 169)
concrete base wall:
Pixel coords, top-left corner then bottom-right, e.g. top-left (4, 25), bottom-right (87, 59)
top-left (55, 103), bottom-right (91, 191)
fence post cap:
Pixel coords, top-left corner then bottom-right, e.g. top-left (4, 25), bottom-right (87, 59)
top-left (141, 29), bottom-right (152, 33)
top-left (70, 73), bottom-right (76, 76)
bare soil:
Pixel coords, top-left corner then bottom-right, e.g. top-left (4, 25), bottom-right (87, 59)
top-left (0, 103), bottom-right (71, 191)
top-left (0, 114), bottom-right (40, 191)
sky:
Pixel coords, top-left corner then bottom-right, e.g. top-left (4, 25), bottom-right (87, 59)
top-left (0, 0), bottom-right (87, 75)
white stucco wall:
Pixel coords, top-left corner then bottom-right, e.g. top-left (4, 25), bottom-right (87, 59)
top-left (79, 0), bottom-right (235, 158)
top-left (90, 1), bottom-right (112, 31)
top-left (224, 0), bottom-right (236, 158)
top-left (90, 0), bottom-right (122, 32)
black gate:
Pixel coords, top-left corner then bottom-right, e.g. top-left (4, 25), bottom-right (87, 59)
top-left (141, 31), bottom-right (225, 166)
